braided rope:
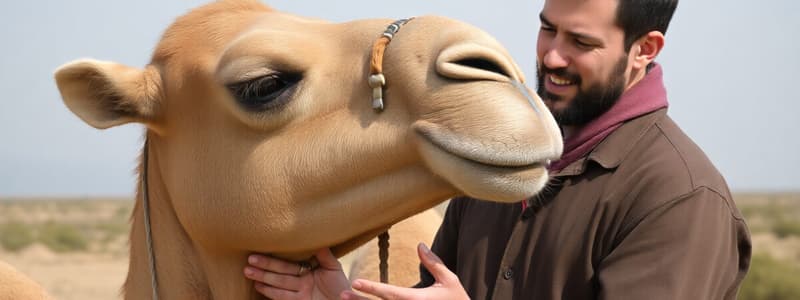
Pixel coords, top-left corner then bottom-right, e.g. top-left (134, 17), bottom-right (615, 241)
top-left (378, 231), bottom-right (390, 284)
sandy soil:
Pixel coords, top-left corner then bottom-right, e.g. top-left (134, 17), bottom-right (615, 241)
top-left (0, 199), bottom-right (131, 299)
top-left (1, 245), bottom-right (128, 300)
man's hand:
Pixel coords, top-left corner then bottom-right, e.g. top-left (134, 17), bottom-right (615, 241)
top-left (245, 248), bottom-right (351, 300)
top-left (341, 243), bottom-right (469, 300)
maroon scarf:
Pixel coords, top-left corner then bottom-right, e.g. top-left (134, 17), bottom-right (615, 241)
top-left (548, 63), bottom-right (669, 173)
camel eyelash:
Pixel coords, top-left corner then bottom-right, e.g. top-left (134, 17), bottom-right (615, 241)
top-left (226, 72), bottom-right (302, 112)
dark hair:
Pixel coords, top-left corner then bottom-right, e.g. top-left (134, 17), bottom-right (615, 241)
top-left (616, 0), bottom-right (679, 51)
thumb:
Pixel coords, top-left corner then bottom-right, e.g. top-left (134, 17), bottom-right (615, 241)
top-left (340, 290), bottom-right (370, 300)
top-left (316, 248), bottom-right (342, 270)
top-left (417, 243), bottom-right (457, 285)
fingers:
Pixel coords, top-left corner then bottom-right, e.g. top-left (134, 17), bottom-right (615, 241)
top-left (340, 290), bottom-right (370, 300)
top-left (417, 243), bottom-right (458, 285)
top-left (347, 244), bottom-right (467, 300)
top-left (351, 279), bottom-right (416, 300)
top-left (244, 265), bottom-right (305, 291)
top-left (245, 254), bottom-right (313, 297)
top-left (248, 254), bottom-right (302, 276)
top-left (315, 248), bottom-right (342, 270)
top-left (246, 250), bottom-right (350, 299)
top-left (255, 282), bottom-right (305, 300)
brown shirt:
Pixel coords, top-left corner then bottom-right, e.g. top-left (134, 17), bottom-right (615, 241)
top-left (419, 109), bottom-right (752, 299)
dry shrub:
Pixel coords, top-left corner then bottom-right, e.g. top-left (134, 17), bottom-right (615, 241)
top-left (0, 222), bottom-right (35, 251)
top-left (739, 253), bottom-right (800, 300)
top-left (39, 222), bottom-right (89, 252)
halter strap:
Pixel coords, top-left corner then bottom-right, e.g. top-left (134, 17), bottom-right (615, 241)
top-left (141, 138), bottom-right (159, 300)
top-left (369, 18), bottom-right (414, 111)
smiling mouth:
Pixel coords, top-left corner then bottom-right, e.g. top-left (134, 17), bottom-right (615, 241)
top-left (549, 74), bottom-right (574, 86)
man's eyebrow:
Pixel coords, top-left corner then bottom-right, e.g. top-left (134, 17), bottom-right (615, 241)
top-left (539, 12), bottom-right (603, 45)
top-left (539, 13), bottom-right (554, 28)
top-left (570, 32), bottom-right (603, 45)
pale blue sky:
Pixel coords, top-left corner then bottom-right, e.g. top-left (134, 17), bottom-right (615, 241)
top-left (0, 1), bottom-right (797, 196)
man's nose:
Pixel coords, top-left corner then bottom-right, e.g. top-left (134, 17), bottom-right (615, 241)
top-left (542, 45), bottom-right (569, 70)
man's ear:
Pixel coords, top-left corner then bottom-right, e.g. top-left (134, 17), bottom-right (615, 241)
top-left (631, 31), bottom-right (665, 70)
top-left (54, 59), bottom-right (163, 129)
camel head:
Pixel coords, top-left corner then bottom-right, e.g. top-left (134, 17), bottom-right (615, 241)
top-left (54, 0), bottom-right (561, 297)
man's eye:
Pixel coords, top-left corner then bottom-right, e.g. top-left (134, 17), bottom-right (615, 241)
top-left (575, 39), bottom-right (595, 49)
top-left (540, 26), bottom-right (555, 32)
top-left (226, 73), bottom-right (301, 112)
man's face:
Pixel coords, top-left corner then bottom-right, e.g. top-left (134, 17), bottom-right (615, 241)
top-left (536, 0), bottom-right (634, 126)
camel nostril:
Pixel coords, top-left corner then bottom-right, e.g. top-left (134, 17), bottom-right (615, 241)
top-left (436, 43), bottom-right (517, 82)
top-left (451, 58), bottom-right (509, 78)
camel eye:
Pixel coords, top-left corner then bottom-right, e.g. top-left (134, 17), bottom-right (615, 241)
top-left (227, 72), bottom-right (301, 111)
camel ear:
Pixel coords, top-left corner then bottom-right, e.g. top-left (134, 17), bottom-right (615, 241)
top-left (54, 59), bottom-right (163, 129)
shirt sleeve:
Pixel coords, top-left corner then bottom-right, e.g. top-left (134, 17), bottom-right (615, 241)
top-left (414, 197), bottom-right (466, 288)
top-left (597, 187), bottom-right (751, 300)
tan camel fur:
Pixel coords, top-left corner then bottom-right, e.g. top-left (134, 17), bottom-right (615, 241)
top-left (0, 261), bottom-right (52, 300)
top-left (347, 208), bottom-right (443, 288)
top-left (45, 0), bottom-right (564, 298)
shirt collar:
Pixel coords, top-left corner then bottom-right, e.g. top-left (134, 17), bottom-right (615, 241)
top-left (553, 107), bottom-right (668, 177)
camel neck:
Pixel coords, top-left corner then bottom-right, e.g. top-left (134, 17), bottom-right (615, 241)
top-left (124, 136), bottom-right (261, 299)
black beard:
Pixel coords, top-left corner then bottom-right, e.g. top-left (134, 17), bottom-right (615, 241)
top-left (537, 56), bottom-right (628, 126)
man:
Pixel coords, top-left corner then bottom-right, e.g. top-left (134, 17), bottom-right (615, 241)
top-left (244, 0), bottom-right (752, 298)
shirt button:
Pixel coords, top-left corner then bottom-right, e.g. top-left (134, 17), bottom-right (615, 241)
top-left (503, 267), bottom-right (514, 280)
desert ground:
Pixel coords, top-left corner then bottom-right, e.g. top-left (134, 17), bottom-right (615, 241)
top-left (1, 193), bottom-right (798, 300)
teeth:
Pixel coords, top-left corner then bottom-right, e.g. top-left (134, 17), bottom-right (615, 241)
top-left (549, 75), bottom-right (572, 86)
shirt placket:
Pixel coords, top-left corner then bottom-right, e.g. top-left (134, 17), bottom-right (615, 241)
top-left (490, 204), bottom-right (536, 299)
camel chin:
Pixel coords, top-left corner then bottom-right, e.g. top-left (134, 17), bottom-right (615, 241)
top-left (418, 135), bottom-right (550, 202)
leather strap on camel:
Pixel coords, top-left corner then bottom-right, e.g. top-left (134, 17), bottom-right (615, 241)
top-left (369, 18), bottom-right (414, 284)
top-left (369, 18), bottom-right (413, 112)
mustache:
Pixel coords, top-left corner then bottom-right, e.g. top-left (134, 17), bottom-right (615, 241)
top-left (539, 65), bottom-right (581, 84)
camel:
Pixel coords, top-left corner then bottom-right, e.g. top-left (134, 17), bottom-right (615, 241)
top-left (0, 261), bottom-right (52, 300)
top-left (8, 0), bottom-right (565, 298)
